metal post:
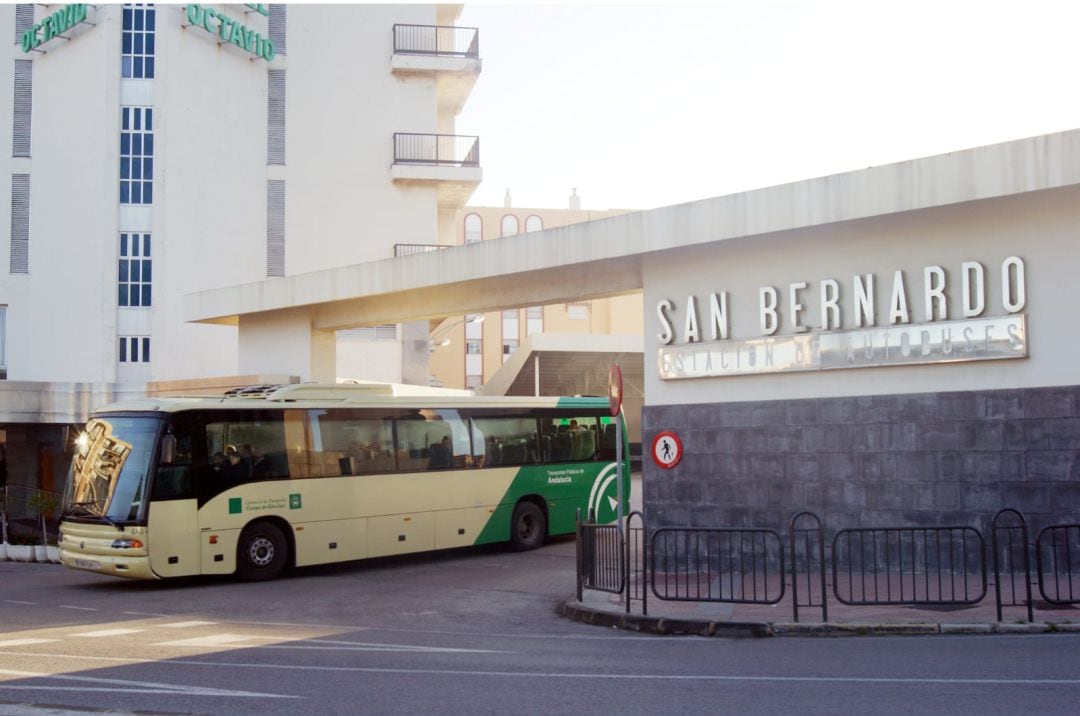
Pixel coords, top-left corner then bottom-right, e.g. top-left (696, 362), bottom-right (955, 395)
top-left (616, 408), bottom-right (624, 537)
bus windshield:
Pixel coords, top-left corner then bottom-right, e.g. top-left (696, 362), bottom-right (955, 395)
top-left (64, 415), bottom-right (162, 523)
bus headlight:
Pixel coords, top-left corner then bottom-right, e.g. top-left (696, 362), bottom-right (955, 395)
top-left (111, 539), bottom-right (144, 550)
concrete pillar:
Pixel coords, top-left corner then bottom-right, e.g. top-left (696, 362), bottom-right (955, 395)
top-left (399, 320), bottom-right (430, 385)
top-left (238, 307), bottom-right (336, 383)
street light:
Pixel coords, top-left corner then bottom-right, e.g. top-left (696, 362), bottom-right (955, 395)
top-left (428, 313), bottom-right (485, 352)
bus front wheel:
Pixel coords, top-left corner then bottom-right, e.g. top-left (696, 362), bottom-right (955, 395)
top-left (236, 521), bottom-right (288, 581)
top-left (510, 501), bottom-right (546, 551)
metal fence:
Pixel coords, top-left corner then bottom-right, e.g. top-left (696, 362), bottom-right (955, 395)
top-left (651, 527), bottom-right (785, 604)
top-left (393, 133), bottom-right (480, 167)
top-left (393, 24), bottom-right (479, 58)
top-left (1036, 523), bottom-right (1080, 606)
top-left (576, 508), bottom-right (1080, 622)
top-left (1, 485), bottom-right (63, 542)
top-left (832, 526), bottom-right (986, 606)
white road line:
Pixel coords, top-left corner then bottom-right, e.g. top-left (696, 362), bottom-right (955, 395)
top-left (0, 668), bottom-right (298, 698)
top-left (263, 639), bottom-right (509, 654)
top-left (2, 601), bottom-right (36, 606)
top-left (2, 651), bottom-right (1079, 686)
top-left (58, 605), bottom-right (96, 611)
top-left (160, 620), bottom-right (217, 628)
top-left (71, 628), bottom-right (145, 638)
top-left (0, 639), bottom-right (59, 647)
top-left (157, 634), bottom-right (266, 648)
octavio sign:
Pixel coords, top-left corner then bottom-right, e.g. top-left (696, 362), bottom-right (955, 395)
top-left (185, 4), bottom-right (276, 62)
top-left (21, 4), bottom-right (88, 53)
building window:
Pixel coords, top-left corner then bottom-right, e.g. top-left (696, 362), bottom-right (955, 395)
top-left (122, 4), bottom-right (156, 79)
top-left (567, 302), bottom-right (590, 321)
top-left (120, 107), bottom-right (154, 204)
top-left (525, 215), bottom-right (543, 233)
top-left (500, 214), bottom-right (518, 238)
top-left (526, 305), bottom-right (543, 336)
top-left (502, 309), bottom-right (519, 363)
top-left (464, 213), bottom-right (482, 244)
top-left (465, 313), bottom-right (483, 388)
top-left (338, 325), bottom-right (397, 341)
top-left (118, 233), bottom-right (152, 307)
top-left (119, 336), bottom-right (151, 363)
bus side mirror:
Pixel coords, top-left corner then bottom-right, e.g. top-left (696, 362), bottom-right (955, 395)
top-left (161, 432), bottom-right (176, 464)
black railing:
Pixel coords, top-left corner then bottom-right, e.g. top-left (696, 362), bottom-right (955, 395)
top-left (789, 511), bottom-right (827, 623)
top-left (651, 527), bottom-right (785, 604)
top-left (394, 243), bottom-right (449, 257)
top-left (576, 508), bottom-right (1080, 623)
top-left (579, 522), bottom-right (623, 594)
top-left (393, 24), bottom-right (479, 58)
top-left (393, 133), bottom-right (480, 168)
top-left (1036, 524), bottom-right (1080, 606)
top-left (832, 527), bottom-right (986, 606)
top-left (626, 511), bottom-right (647, 615)
top-left (992, 509), bottom-right (1034, 621)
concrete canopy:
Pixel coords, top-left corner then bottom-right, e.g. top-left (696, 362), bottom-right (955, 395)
top-left (183, 129), bottom-right (1080, 381)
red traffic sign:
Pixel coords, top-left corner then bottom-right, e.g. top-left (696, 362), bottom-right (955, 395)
top-left (608, 364), bottom-right (623, 417)
top-left (651, 431), bottom-right (682, 469)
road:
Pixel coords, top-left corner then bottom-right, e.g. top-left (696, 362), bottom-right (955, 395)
top-left (2, 530), bottom-right (1079, 716)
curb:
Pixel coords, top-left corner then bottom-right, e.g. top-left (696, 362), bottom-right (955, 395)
top-left (561, 600), bottom-right (1078, 638)
top-left (560, 601), bottom-right (771, 638)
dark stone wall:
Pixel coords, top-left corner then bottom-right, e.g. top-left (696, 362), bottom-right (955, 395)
top-left (641, 386), bottom-right (1080, 535)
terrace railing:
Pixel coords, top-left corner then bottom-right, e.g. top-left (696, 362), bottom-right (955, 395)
top-left (393, 24), bottom-right (479, 58)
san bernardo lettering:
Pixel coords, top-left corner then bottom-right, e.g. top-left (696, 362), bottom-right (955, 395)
top-left (21, 4), bottom-right (88, 53)
top-left (657, 256), bottom-right (1030, 379)
top-left (185, 4), bottom-right (275, 61)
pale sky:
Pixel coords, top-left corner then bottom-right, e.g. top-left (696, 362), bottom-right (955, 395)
top-left (457, 1), bottom-right (1080, 211)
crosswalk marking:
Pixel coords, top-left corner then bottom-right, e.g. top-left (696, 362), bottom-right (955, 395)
top-left (0, 639), bottom-right (58, 647)
top-left (0, 668), bottom-right (298, 698)
top-left (161, 620), bottom-right (217, 628)
top-left (72, 628), bottom-right (145, 638)
top-left (157, 634), bottom-right (265, 648)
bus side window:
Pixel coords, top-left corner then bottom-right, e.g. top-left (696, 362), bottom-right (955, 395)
top-left (152, 425), bottom-right (195, 500)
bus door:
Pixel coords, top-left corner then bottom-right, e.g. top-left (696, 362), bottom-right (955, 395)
top-left (147, 417), bottom-right (201, 578)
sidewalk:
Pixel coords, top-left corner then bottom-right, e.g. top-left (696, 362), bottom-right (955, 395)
top-left (562, 587), bottom-right (1080, 638)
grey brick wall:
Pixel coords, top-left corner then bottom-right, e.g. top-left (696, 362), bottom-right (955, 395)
top-left (641, 386), bottom-right (1080, 535)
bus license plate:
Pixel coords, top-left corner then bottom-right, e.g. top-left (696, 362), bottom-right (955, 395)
top-left (74, 559), bottom-right (102, 570)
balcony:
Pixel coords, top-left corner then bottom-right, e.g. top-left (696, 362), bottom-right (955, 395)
top-left (391, 24), bottom-right (481, 115)
top-left (394, 243), bottom-right (450, 257)
top-left (391, 133), bottom-right (482, 208)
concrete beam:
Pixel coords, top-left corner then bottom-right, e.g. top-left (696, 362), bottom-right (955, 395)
top-left (184, 129), bottom-right (1080, 330)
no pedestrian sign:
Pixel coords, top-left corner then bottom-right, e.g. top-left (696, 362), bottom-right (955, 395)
top-left (651, 431), bottom-right (682, 469)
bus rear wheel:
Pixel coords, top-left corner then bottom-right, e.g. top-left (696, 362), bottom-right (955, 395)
top-left (236, 521), bottom-right (288, 581)
top-left (510, 501), bottom-right (546, 551)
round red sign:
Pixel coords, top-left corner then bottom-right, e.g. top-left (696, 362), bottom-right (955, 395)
top-left (608, 364), bottom-right (623, 417)
top-left (651, 431), bottom-right (682, 469)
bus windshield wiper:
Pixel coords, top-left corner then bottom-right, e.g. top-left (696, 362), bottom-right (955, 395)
top-left (63, 502), bottom-right (123, 530)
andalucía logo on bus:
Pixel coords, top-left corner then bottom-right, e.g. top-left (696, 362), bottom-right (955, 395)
top-left (587, 463), bottom-right (622, 523)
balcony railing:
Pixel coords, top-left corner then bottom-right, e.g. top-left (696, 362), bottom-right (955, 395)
top-left (394, 133), bottom-right (480, 168)
top-left (393, 24), bottom-right (479, 58)
top-left (394, 243), bottom-right (450, 257)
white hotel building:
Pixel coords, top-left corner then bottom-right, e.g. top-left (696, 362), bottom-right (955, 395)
top-left (0, 4), bottom-right (482, 495)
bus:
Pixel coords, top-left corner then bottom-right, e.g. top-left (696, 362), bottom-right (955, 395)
top-left (58, 384), bottom-right (630, 581)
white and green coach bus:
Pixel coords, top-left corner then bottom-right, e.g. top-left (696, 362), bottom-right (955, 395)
top-left (58, 384), bottom-right (630, 581)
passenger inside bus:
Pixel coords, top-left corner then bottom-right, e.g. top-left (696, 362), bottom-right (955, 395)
top-left (428, 435), bottom-right (453, 470)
